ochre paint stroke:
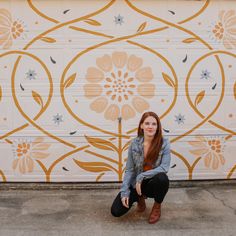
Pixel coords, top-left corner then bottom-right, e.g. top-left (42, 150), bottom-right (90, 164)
top-left (36, 145), bottom-right (90, 182)
top-left (28, 0), bottom-right (209, 38)
top-left (227, 164), bottom-right (236, 179)
top-left (186, 51), bottom-right (236, 137)
top-left (3, 51), bottom-right (75, 149)
top-left (125, 0), bottom-right (213, 50)
top-left (0, 124), bottom-right (27, 140)
top-left (179, 51), bottom-right (236, 143)
top-left (0, 170), bottom-right (6, 182)
top-left (24, 0), bottom-right (116, 50)
top-left (27, 0), bottom-right (59, 23)
top-left (171, 150), bottom-right (201, 180)
top-left (85, 150), bottom-right (119, 165)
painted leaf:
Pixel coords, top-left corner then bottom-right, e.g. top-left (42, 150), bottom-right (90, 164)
top-left (162, 73), bottom-right (175, 87)
top-left (32, 91), bottom-right (43, 107)
top-left (234, 82), bottom-right (236, 100)
top-left (74, 159), bottom-right (113, 172)
top-left (137, 22), bottom-right (147, 32)
top-left (0, 85), bottom-right (2, 102)
top-left (85, 135), bottom-right (118, 152)
top-left (96, 172), bottom-right (105, 181)
top-left (122, 140), bottom-right (131, 152)
top-left (40, 37), bottom-right (56, 43)
top-left (84, 19), bottom-right (101, 26)
top-left (182, 38), bottom-right (197, 43)
top-left (64, 73), bottom-right (76, 88)
top-left (194, 90), bottom-right (205, 107)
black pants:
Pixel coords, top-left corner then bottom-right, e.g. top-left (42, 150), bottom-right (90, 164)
top-left (111, 172), bottom-right (169, 217)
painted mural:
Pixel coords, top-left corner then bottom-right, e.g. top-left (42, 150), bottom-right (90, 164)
top-left (0, 0), bottom-right (235, 182)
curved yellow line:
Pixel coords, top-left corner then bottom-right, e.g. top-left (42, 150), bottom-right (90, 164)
top-left (24, 0), bottom-right (116, 50)
top-left (125, 0), bottom-right (213, 50)
top-left (3, 51), bottom-right (75, 148)
top-left (0, 123), bottom-right (28, 140)
top-left (0, 170), bottom-right (6, 182)
top-left (227, 164), bottom-right (236, 179)
top-left (27, 0), bottom-right (59, 24)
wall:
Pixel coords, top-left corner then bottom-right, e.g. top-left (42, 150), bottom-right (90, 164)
top-left (0, 0), bottom-right (235, 182)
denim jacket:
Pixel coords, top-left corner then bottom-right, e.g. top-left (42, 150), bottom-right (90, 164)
top-left (120, 136), bottom-right (171, 198)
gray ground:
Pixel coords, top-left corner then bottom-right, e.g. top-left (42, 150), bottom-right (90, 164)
top-left (0, 184), bottom-right (236, 236)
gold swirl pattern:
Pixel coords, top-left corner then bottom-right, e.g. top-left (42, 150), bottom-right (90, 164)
top-left (0, 0), bottom-right (235, 182)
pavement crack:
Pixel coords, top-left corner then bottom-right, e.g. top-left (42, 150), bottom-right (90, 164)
top-left (204, 188), bottom-right (235, 214)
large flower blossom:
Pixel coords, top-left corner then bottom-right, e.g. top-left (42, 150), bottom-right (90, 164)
top-left (0, 8), bottom-right (25, 49)
top-left (211, 10), bottom-right (236, 49)
top-left (83, 51), bottom-right (155, 121)
top-left (11, 137), bottom-right (50, 174)
top-left (188, 136), bottom-right (225, 170)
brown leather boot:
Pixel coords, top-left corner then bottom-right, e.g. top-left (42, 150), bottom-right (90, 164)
top-left (137, 196), bottom-right (146, 212)
top-left (148, 202), bottom-right (161, 224)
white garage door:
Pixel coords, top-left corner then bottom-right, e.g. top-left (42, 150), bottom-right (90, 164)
top-left (0, 0), bottom-right (235, 182)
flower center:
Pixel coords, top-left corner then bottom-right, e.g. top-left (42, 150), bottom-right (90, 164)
top-left (16, 142), bottom-right (31, 157)
top-left (212, 22), bottom-right (224, 40)
top-left (104, 70), bottom-right (136, 103)
top-left (208, 139), bottom-right (222, 153)
top-left (11, 20), bottom-right (24, 39)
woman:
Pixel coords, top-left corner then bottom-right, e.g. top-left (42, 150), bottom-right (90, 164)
top-left (111, 111), bottom-right (171, 224)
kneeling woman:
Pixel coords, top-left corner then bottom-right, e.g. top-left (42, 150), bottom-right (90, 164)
top-left (111, 111), bottom-right (171, 224)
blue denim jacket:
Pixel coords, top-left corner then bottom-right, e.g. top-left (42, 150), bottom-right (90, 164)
top-left (120, 136), bottom-right (171, 198)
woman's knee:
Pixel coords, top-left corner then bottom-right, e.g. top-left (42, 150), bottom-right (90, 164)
top-left (153, 172), bottom-right (169, 185)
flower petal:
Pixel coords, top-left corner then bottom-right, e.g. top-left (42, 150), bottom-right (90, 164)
top-left (135, 67), bottom-right (153, 82)
top-left (19, 158), bottom-right (26, 174)
top-left (90, 97), bottom-right (108, 113)
top-left (104, 104), bottom-right (119, 121)
top-left (12, 159), bottom-right (19, 170)
top-left (127, 55), bottom-right (143, 72)
top-left (132, 96), bottom-right (149, 113)
top-left (32, 137), bottom-right (44, 146)
top-left (137, 84), bottom-right (155, 98)
top-left (223, 38), bottom-right (233, 49)
top-left (227, 27), bottom-right (236, 35)
top-left (86, 67), bottom-right (104, 82)
top-left (26, 157), bottom-right (34, 172)
top-left (84, 84), bottom-right (103, 98)
top-left (33, 143), bottom-right (50, 150)
top-left (121, 104), bottom-right (135, 120)
top-left (212, 152), bottom-right (219, 170)
top-left (31, 152), bottom-right (50, 159)
top-left (0, 9), bottom-right (12, 26)
top-left (223, 10), bottom-right (235, 23)
top-left (189, 148), bottom-right (208, 156)
top-left (204, 152), bottom-right (212, 168)
top-left (96, 54), bottom-right (112, 72)
top-left (112, 52), bottom-right (127, 68)
top-left (2, 35), bottom-right (12, 49)
top-left (225, 16), bottom-right (236, 28)
top-left (218, 154), bottom-right (225, 165)
top-left (219, 10), bottom-right (225, 22)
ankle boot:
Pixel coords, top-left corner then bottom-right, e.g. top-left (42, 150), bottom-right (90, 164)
top-left (137, 196), bottom-right (146, 212)
top-left (148, 202), bottom-right (161, 224)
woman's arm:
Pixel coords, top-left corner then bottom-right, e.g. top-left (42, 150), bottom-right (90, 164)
top-left (120, 142), bottom-right (136, 198)
top-left (136, 138), bottom-right (171, 183)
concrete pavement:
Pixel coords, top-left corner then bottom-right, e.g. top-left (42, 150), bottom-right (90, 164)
top-left (0, 184), bottom-right (236, 236)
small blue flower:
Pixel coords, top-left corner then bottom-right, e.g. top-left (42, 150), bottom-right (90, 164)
top-left (174, 114), bottom-right (185, 124)
top-left (200, 70), bottom-right (211, 80)
top-left (114, 14), bottom-right (124, 25)
top-left (26, 69), bottom-right (37, 80)
top-left (53, 113), bottom-right (63, 125)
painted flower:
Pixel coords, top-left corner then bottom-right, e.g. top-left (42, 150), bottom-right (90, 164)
top-left (211, 10), bottom-right (236, 49)
top-left (114, 14), bottom-right (124, 25)
top-left (188, 136), bottom-right (225, 170)
top-left (174, 113), bottom-right (185, 124)
top-left (200, 70), bottom-right (211, 80)
top-left (26, 69), bottom-right (37, 80)
top-left (11, 137), bottom-right (50, 174)
top-left (53, 113), bottom-right (63, 125)
top-left (83, 51), bottom-right (155, 121)
top-left (0, 9), bottom-right (25, 49)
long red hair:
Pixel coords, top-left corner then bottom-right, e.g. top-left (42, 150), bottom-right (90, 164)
top-left (137, 111), bottom-right (163, 164)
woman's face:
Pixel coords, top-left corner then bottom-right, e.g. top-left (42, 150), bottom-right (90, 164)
top-left (141, 116), bottom-right (158, 138)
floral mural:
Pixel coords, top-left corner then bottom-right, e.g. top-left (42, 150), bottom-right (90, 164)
top-left (0, 0), bottom-right (235, 182)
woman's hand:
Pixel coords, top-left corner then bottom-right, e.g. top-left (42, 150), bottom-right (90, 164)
top-left (136, 182), bottom-right (142, 196)
top-left (121, 197), bottom-right (129, 208)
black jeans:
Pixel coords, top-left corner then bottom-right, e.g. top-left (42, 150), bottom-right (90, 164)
top-left (111, 172), bottom-right (169, 217)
